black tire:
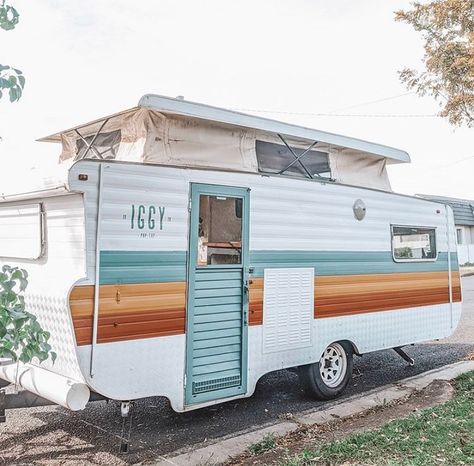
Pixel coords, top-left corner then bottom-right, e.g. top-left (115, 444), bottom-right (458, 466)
top-left (299, 341), bottom-right (354, 400)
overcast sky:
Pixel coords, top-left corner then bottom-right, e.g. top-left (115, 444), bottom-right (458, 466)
top-left (0, 0), bottom-right (473, 198)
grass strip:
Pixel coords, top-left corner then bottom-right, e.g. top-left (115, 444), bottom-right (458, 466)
top-left (283, 371), bottom-right (474, 466)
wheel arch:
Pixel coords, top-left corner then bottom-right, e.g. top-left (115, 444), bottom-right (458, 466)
top-left (338, 339), bottom-right (361, 356)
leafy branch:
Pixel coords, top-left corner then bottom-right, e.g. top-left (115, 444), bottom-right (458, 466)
top-left (0, 266), bottom-right (56, 364)
top-left (0, 0), bottom-right (24, 102)
top-left (395, 0), bottom-right (474, 127)
top-left (0, 0), bottom-right (18, 31)
top-left (0, 3), bottom-right (50, 366)
top-left (0, 65), bottom-right (25, 102)
top-left (0, 2), bottom-right (51, 366)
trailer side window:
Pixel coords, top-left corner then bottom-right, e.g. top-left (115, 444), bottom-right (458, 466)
top-left (197, 195), bottom-right (242, 266)
top-left (391, 226), bottom-right (437, 261)
top-left (0, 203), bottom-right (44, 260)
top-left (256, 140), bottom-right (331, 179)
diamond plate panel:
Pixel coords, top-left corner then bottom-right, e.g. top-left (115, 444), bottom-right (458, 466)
top-left (26, 292), bottom-right (84, 381)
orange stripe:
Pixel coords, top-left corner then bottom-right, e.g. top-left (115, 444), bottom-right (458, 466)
top-left (249, 278), bottom-right (264, 326)
top-left (70, 282), bottom-right (186, 345)
top-left (314, 271), bottom-right (461, 318)
top-left (69, 271), bottom-right (461, 345)
top-left (247, 271), bottom-right (461, 321)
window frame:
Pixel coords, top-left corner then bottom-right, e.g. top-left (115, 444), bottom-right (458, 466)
top-left (255, 140), bottom-right (332, 181)
top-left (0, 202), bottom-right (46, 260)
top-left (75, 129), bottom-right (121, 161)
top-left (196, 194), bottom-right (243, 267)
top-left (390, 224), bottom-right (438, 263)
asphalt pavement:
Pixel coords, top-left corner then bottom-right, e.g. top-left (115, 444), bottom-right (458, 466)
top-left (1, 277), bottom-right (473, 465)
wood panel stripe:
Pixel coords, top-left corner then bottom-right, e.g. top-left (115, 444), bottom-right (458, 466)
top-left (70, 282), bottom-right (186, 345)
top-left (248, 278), bottom-right (263, 326)
top-left (69, 271), bottom-right (461, 345)
top-left (247, 270), bottom-right (461, 322)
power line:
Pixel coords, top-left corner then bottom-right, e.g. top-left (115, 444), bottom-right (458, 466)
top-left (230, 91), bottom-right (439, 118)
top-left (230, 108), bottom-right (439, 118)
top-left (306, 113), bottom-right (437, 118)
top-left (326, 91), bottom-right (416, 113)
top-left (423, 154), bottom-right (474, 173)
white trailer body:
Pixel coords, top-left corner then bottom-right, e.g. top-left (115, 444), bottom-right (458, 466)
top-left (0, 95), bottom-right (462, 411)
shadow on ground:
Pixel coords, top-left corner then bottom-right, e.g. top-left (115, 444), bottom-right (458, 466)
top-left (1, 341), bottom-right (472, 465)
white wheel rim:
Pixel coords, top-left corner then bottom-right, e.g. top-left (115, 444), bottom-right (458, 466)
top-left (319, 343), bottom-right (347, 388)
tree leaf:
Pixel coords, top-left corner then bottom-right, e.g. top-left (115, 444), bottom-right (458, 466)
top-left (0, 348), bottom-right (16, 361)
top-left (11, 270), bottom-right (23, 280)
top-left (19, 348), bottom-right (32, 363)
top-left (3, 280), bottom-right (14, 291)
top-left (18, 278), bottom-right (28, 292)
top-left (37, 351), bottom-right (49, 362)
top-left (0, 77), bottom-right (13, 88)
top-left (9, 86), bottom-right (17, 102)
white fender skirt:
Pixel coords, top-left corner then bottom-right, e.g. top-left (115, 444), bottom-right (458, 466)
top-left (0, 362), bottom-right (90, 411)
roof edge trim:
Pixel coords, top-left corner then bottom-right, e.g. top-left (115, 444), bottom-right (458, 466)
top-left (139, 94), bottom-right (411, 163)
top-left (0, 184), bottom-right (69, 203)
top-left (37, 107), bottom-right (139, 143)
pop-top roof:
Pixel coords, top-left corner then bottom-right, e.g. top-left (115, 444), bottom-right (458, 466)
top-left (38, 94), bottom-right (410, 164)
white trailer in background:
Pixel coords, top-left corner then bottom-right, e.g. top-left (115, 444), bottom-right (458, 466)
top-left (0, 95), bottom-right (462, 418)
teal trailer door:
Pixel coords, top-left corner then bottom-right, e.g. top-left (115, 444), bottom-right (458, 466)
top-left (185, 184), bottom-right (250, 405)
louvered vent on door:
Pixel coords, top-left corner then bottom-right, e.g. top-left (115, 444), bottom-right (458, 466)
top-left (191, 268), bottom-right (243, 395)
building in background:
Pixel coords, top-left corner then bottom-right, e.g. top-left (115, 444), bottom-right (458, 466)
top-left (417, 194), bottom-right (474, 265)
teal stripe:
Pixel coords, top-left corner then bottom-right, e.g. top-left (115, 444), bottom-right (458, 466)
top-left (99, 251), bottom-right (187, 284)
top-left (249, 251), bottom-right (459, 277)
top-left (99, 250), bottom-right (459, 284)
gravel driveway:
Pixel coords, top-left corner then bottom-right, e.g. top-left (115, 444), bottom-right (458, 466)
top-left (1, 277), bottom-right (473, 465)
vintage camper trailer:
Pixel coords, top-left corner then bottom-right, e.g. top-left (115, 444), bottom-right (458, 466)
top-left (0, 95), bottom-right (462, 413)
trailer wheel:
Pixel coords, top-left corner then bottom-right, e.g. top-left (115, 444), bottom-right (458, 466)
top-left (299, 341), bottom-right (353, 400)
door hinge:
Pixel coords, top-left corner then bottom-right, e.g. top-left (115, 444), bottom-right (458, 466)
top-left (188, 198), bottom-right (192, 212)
top-left (184, 373), bottom-right (187, 388)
